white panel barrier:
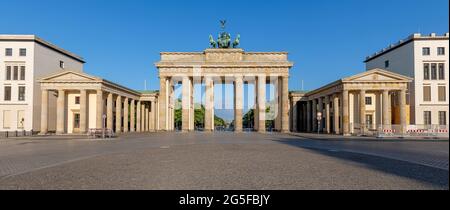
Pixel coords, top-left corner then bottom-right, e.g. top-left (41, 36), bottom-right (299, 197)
top-left (377, 124), bottom-right (449, 138)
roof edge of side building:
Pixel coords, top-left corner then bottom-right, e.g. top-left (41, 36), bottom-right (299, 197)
top-left (364, 32), bottom-right (449, 63)
top-left (0, 34), bottom-right (86, 63)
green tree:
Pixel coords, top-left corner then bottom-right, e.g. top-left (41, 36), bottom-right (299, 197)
top-left (174, 103), bottom-right (226, 129)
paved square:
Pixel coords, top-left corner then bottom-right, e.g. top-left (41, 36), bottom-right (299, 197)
top-left (0, 132), bottom-right (448, 190)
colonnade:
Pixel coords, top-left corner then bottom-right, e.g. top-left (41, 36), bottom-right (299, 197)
top-left (292, 88), bottom-right (407, 135)
top-left (39, 89), bottom-right (158, 134)
top-left (158, 75), bottom-right (290, 133)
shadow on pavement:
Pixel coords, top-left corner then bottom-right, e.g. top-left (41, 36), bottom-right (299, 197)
top-left (274, 137), bottom-right (449, 189)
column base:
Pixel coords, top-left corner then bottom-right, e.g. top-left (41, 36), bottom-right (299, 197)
top-left (38, 132), bottom-right (48, 135)
top-left (281, 129), bottom-right (290, 133)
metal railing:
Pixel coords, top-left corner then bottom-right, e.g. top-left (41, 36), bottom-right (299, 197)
top-left (0, 130), bottom-right (35, 138)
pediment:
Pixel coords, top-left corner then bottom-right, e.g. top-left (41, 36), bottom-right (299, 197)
top-left (40, 71), bottom-right (100, 82)
top-left (343, 68), bottom-right (412, 82)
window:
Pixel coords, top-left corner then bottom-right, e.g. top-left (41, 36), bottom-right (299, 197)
top-left (422, 47), bottom-right (430, 55)
top-left (438, 86), bottom-right (446, 102)
top-left (439, 111), bottom-right (447, 125)
top-left (424, 111), bottom-right (432, 125)
top-left (59, 61), bottom-right (65, 69)
top-left (17, 110), bottom-right (25, 129)
top-left (384, 60), bottom-right (389, 68)
top-left (20, 66), bottom-right (25, 80)
top-left (19, 48), bottom-right (26, 56)
top-left (438, 63), bottom-right (445, 80)
top-left (365, 114), bottom-right (373, 128)
top-left (18, 86), bottom-right (25, 101)
top-left (423, 86), bottom-right (431, 101)
top-left (5, 48), bottom-right (12, 56)
top-left (75, 96), bottom-right (80, 104)
top-left (438, 47), bottom-right (445, 55)
top-left (431, 63), bottom-right (437, 80)
top-left (365, 96), bottom-right (372, 105)
top-left (13, 66), bottom-right (18, 80)
top-left (74, 113), bottom-right (80, 128)
top-left (423, 63), bottom-right (430, 80)
top-left (4, 86), bottom-right (11, 101)
top-left (6, 66), bottom-right (11, 80)
top-left (3, 110), bottom-right (11, 129)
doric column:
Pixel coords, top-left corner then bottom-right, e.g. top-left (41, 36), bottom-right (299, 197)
top-left (96, 90), bottom-right (103, 129)
top-left (257, 74), bottom-right (266, 133)
top-left (145, 104), bottom-right (149, 131)
top-left (292, 100), bottom-right (298, 132)
top-left (399, 89), bottom-right (407, 134)
top-left (306, 100), bottom-right (312, 132)
top-left (40, 89), bottom-right (49, 134)
top-left (158, 77), bottom-right (167, 131)
top-left (359, 90), bottom-right (366, 135)
top-left (150, 100), bottom-right (155, 131)
top-left (325, 96), bottom-right (330, 134)
top-left (234, 75), bottom-right (243, 132)
top-left (123, 98), bottom-right (129, 132)
top-left (130, 99), bottom-right (135, 132)
top-left (115, 95), bottom-right (122, 133)
top-left (205, 76), bottom-right (214, 132)
top-left (312, 99), bottom-right (317, 132)
top-left (141, 102), bottom-right (145, 131)
top-left (182, 76), bottom-right (191, 132)
top-left (303, 103), bottom-right (307, 132)
top-left (190, 78), bottom-right (194, 131)
top-left (342, 90), bottom-right (350, 136)
top-left (333, 94), bottom-right (340, 134)
top-left (40, 90), bottom-right (49, 134)
top-left (80, 89), bottom-right (88, 133)
top-left (136, 100), bottom-right (141, 132)
top-left (254, 79), bottom-right (259, 131)
top-left (317, 97), bottom-right (323, 133)
top-left (106, 93), bottom-right (113, 130)
top-left (382, 90), bottom-right (390, 127)
top-left (56, 89), bottom-right (65, 134)
top-left (281, 76), bottom-right (289, 133)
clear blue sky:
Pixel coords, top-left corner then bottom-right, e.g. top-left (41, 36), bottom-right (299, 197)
top-left (1, 0), bottom-right (448, 96)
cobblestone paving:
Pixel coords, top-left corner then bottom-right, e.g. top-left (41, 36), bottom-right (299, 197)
top-left (0, 132), bottom-right (448, 189)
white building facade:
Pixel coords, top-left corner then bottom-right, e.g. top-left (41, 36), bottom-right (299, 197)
top-left (365, 33), bottom-right (449, 127)
top-left (0, 35), bottom-right (85, 133)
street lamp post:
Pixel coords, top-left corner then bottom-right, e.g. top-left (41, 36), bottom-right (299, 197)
top-left (317, 112), bottom-right (322, 135)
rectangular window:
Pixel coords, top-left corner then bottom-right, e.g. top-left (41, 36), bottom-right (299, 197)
top-left (422, 47), bottom-right (430, 55)
top-left (439, 111), bottom-right (447, 125)
top-left (6, 66), bottom-right (11, 80)
top-left (365, 114), bottom-right (373, 127)
top-left (423, 63), bottom-right (430, 80)
top-left (5, 48), bottom-right (12, 56)
top-left (384, 60), bottom-right (389, 68)
top-left (17, 110), bottom-right (25, 129)
top-left (365, 96), bottom-right (372, 105)
top-left (75, 96), bottom-right (80, 104)
top-left (59, 61), bottom-right (65, 69)
top-left (4, 86), bottom-right (11, 101)
top-left (18, 86), bottom-right (25, 101)
top-left (20, 66), bottom-right (25, 80)
top-left (431, 63), bottom-right (437, 80)
top-left (423, 86), bottom-right (431, 101)
top-left (438, 63), bottom-right (445, 80)
top-left (438, 47), bottom-right (445, 55)
top-left (13, 66), bottom-right (18, 80)
top-left (424, 111), bottom-right (432, 125)
top-left (74, 113), bottom-right (80, 128)
top-left (3, 110), bottom-right (11, 129)
top-left (438, 86), bottom-right (446, 102)
top-left (19, 48), bottom-right (26, 56)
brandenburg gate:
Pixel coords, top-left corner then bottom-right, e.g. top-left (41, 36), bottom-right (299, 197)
top-left (155, 27), bottom-right (293, 133)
